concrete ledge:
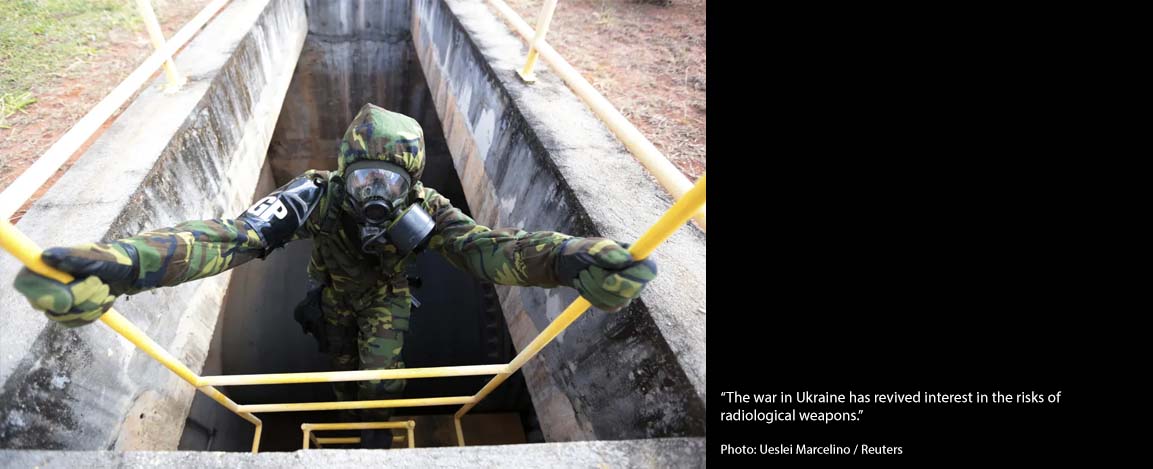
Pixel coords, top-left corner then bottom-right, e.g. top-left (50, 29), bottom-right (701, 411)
top-left (412, 0), bottom-right (706, 441)
top-left (0, 437), bottom-right (705, 468)
top-left (0, 0), bottom-right (306, 450)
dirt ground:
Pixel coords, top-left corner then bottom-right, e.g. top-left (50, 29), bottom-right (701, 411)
top-left (504, 0), bottom-right (706, 181)
top-left (0, 0), bottom-right (214, 205)
top-left (1, 0), bottom-right (704, 212)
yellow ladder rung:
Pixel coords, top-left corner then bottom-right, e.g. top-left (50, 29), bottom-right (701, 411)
top-left (315, 437), bottom-right (360, 445)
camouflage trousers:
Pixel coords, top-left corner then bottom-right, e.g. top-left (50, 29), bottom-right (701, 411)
top-left (322, 288), bottom-right (410, 423)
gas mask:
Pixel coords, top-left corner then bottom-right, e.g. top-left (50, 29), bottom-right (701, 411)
top-left (343, 160), bottom-right (435, 255)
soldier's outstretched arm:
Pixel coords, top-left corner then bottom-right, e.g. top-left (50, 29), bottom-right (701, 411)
top-left (12, 171), bottom-right (328, 327)
top-left (421, 186), bottom-right (656, 312)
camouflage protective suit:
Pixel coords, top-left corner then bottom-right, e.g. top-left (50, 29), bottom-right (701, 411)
top-left (13, 104), bottom-right (656, 431)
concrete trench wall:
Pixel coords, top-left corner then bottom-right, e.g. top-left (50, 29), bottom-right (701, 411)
top-left (412, 0), bottom-right (707, 441)
top-left (0, 0), bottom-right (306, 450)
top-left (266, 0), bottom-right (441, 185)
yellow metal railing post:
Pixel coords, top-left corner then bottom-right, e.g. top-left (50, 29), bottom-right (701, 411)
top-left (252, 421), bottom-right (263, 452)
top-left (133, 0), bottom-right (186, 91)
top-left (453, 174), bottom-right (707, 446)
top-left (407, 420), bottom-right (416, 448)
top-left (516, 0), bottom-right (559, 83)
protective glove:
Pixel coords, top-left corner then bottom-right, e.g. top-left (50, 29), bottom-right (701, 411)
top-left (554, 237), bottom-right (657, 312)
top-left (12, 243), bottom-right (137, 327)
top-left (294, 282), bottom-right (331, 352)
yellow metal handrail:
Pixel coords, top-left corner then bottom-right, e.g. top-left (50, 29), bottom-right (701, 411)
top-left (451, 174), bottom-right (706, 445)
top-left (486, 0), bottom-right (706, 232)
top-left (197, 363), bottom-right (508, 386)
top-left (0, 221), bottom-right (265, 452)
top-left (0, 174), bottom-right (705, 451)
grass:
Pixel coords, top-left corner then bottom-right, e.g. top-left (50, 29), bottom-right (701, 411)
top-left (592, 0), bottom-right (617, 27)
top-left (0, 92), bottom-right (37, 129)
top-left (0, 0), bottom-right (139, 119)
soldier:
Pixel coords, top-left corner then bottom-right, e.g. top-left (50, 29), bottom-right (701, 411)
top-left (11, 104), bottom-right (656, 448)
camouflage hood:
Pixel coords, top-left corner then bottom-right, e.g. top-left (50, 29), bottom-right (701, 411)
top-left (338, 104), bottom-right (425, 180)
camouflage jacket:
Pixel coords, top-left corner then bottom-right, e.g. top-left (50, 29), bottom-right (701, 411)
top-left (111, 170), bottom-right (573, 332)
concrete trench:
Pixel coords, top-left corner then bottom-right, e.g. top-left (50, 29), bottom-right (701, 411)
top-left (0, 0), bottom-right (706, 465)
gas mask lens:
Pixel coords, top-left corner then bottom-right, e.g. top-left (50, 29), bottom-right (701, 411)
top-left (345, 163), bottom-right (411, 222)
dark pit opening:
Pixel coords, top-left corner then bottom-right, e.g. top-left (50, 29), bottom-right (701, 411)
top-left (178, 2), bottom-right (539, 451)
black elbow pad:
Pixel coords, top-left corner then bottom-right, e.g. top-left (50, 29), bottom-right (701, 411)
top-left (238, 173), bottom-right (326, 254)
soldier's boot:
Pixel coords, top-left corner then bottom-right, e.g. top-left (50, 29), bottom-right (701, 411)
top-left (360, 428), bottom-right (394, 449)
top-left (359, 402), bottom-right (398, 449)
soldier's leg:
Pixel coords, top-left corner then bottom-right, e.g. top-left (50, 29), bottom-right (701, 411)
top-left (355, 293), bottom-right (410, 448)
top-left (355, 326), bottom-right (406, 413)
top-left (355, 328), bottom-right (404, 449)
top-left (322, 292), bottom-right (359, 418)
